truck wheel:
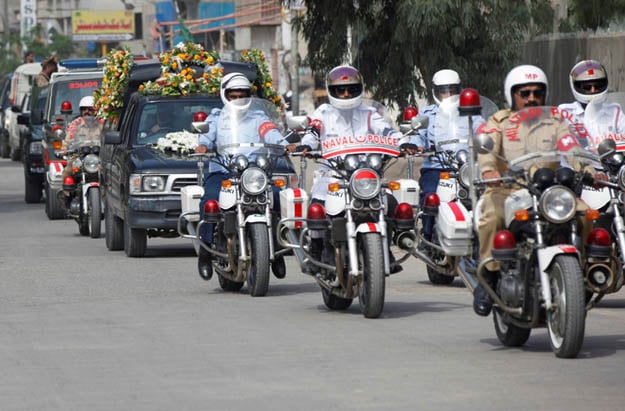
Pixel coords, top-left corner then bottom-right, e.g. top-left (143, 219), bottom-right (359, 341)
top-left (0, 134), bottom-right (9, 158)
top-left (24, 177), bottom-right (43, 203)
top-left (124, 219), bottom-right (147, 257)
top-left (10, 145), bottom-right (20, 161)
top-left (105, 200), bottom-right (124, 251)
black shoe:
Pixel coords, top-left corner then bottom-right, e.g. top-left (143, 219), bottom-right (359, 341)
top-left (198, 247), bottom-right (212, 281)
top-left (389, 253), bottom-right (403, 274)
top-left (473, 284), bottom-right (493, 316)
top-left (272, 255), bottom-right (286, 279)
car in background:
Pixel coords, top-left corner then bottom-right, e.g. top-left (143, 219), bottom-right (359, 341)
top-left (6, 62), bottom-right (41, 161)
top-left (35, 62), bottom-right (103, 219)
top-left (18, 86), bottom-right (48, 203)
top-left (0, 73), bottom-right (12, 158)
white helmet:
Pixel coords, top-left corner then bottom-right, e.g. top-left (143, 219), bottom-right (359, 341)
top-left (326, 65), bottom-right (364, 110)
top-left (569, 60), bottom-right (608, 105)
top-left (432, 69), bottom-right (461, 105)
top-left (79, 95), bottom-right (94, 108)
top-left (220, 72), bottom-right (252, 109)
top-left (504, 65), bottom-right (548, 109)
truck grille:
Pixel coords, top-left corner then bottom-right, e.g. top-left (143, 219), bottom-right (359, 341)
top-left (171, 177), bottom-right (198, 192)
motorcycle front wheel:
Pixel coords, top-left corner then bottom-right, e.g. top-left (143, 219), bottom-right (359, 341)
top-left (246, 222), bottom-right (270, 297)
top-left (358, 233), bottom-right (385, 318)
top-left (546, 254), bottom-right (586, 358)
top-left (78, 195), bottom-right (90, 236)
top-left (88, 187), bottom-right (101, 238)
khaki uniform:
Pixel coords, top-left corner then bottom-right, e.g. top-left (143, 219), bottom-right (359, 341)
top-left (478, 108), bottom-right (593, 271)
top-left (34, 72), bottom-right (50, 87)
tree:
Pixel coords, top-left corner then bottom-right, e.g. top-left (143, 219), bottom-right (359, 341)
top-left (298, 0), bottom-right (553, 109)
top-left (567, 0), bottom-right (625, 30)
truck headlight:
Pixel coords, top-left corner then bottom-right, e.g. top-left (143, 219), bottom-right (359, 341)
top-left (29, 141), bottom-right (43, 155)
top-left (129, 174), bottom-right (166, 193)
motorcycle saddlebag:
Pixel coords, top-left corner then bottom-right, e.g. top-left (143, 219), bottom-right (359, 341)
top-left (280, 188), bottom-right (309, 229)
top-left (180, 185), bottom-right (204, 222)
top-left (392, 178), bottom-right (420, 207)
top-left (435, 201), bottom-right (472, 256)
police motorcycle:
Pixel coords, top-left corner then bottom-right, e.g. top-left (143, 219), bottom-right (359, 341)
top-left (277, 107), bottom-right (423, 318)
top-left (58, 116), bottom-right (104, 238)
top-left (473, 104), bottom-right (600, 358)
top-left (407, 95), bottom-right (498, 285)
top-left (577, 92), bottom-right (625, 305)
top-left (177, 97), bottom-right (295, 297)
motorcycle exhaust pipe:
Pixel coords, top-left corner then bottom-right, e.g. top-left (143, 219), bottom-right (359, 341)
top-left (395, 230), bottom-right (417, 251)
top-left (585, 263), bottom-right (615, 293)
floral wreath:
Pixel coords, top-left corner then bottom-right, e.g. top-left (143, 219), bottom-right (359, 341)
top-left (240, 49), bottom-right (283, 110)
top-left (153, 130), bottom-right (198, 156)
top-left (93, 47), bottom-right (133, 123)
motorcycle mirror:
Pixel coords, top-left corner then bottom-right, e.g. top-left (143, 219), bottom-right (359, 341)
top-left (597, 138), bottom-right (616, 157)
top-left (191, 122), bottom-right (209, 134)
top-left (413, 115), bottom-right (428, 130)
top-left (286, 114), bottom-right (308, 130)
top-left (475, 133), bottom-right (494, 154)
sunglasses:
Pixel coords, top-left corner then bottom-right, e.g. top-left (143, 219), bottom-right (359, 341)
top-left (577, 82), bottom-right (607, 93)
top-left (226, 91), bottom-right (251, 100)
top-left (516, 89), bottom-right (545, 99)
top-left (333, 85), bottom-right (362, 95)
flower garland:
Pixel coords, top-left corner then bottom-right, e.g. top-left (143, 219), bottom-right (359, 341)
top-left (93, 47), bottom-right (133, 123)
top-left (153, 130), bottom-right (198, 155)
top-left (240, 49), bottom-right (283, 110)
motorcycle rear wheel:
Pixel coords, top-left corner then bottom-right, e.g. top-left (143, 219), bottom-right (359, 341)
top-left (321, 287), bottom-right (353, 310)
top-left (88, 187), bottom-right (101, 238)
top-left (493, 308), bottom-right (531, 347)
top-left (246, 222), bottom-right (270, 297)
top-left (426, 232), bottom-right (455, 285)
top-left (546, 254), bottom-right (586, 358)
top-left (358, 233), bottom-right (385, 318)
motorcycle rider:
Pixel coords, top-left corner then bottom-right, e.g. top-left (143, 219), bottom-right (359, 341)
top-left (416, 69), bottom-right (485, 246)
top-left (297, 64), bottom-right (412, 271)
top-left (59, 96), bottom-right (104, 208)
top-left (558, 59), bottom-right (625, 149)
top-left (194, 72), bottom-right (295, 281)
top-left (474, 64), bottom-right (599, 316)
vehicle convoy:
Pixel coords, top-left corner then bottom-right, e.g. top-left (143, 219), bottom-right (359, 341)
top-left (470, 103), bottom-right (595, 358)
top-left (18, 86), bottom-right (48, 203)
top-left (177, 98), bottom-right (297, 296)
top-left (277, 107), bottom-right (422, 318)
top-left (100, 58), bottom-right (292, 258)
top-left (60, 117), bottom-right (105, 238)
top-left (34, 63), bottom-right (103, 219)
top-left (6, 62), bottom-right (41, 161)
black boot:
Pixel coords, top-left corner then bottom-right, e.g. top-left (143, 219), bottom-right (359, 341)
top-left (473, 269), bottom-right (497, 316)
top-left (198, 246), bottom-right (212, 281)
top-left (272, 255), bottom-right (286, 279)
top-left (389, 252), bottom-right (403, 274)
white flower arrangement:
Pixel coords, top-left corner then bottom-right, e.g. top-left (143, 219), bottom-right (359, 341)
top-left (155, 130), bottom-right (198, 155)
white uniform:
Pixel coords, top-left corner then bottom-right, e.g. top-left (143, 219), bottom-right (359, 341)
top-left (559, 100), bottom-right (625, 151)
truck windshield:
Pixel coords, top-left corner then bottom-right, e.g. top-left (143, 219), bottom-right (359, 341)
top-left (134, 99), bottom-right (221, 145)
top-left (49, 77), bottom-right (101, 120)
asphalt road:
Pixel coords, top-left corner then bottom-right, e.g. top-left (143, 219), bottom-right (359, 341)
top-left (1, 157), bottom-right (625, 410)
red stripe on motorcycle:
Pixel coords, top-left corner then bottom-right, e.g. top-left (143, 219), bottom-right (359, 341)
top-left (558, 245), bottom-right (577, 253)
top-left (293, 188), bottom-right (302, 228)
top-left (54, 162), bottom-right (62, 172)
top-left (367, 222), bottom-right (377, 232)
top-left (448, 201), bottom-right (466, 222)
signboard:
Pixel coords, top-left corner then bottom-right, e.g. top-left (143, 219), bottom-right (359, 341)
top-left (20, 0), bottom-right (37, 41)
top-left (71, 10), bottom-right (135, 41)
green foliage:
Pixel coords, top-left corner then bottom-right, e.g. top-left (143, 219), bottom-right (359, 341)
top-left (299, 0), bottom-right (554, 109)
top-left (568, 0), bottom-right (625, 30)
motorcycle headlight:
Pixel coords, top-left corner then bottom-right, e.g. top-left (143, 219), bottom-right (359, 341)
top-left (456, 149), bottom-right (468, 165)
top-left (83, 154), bottom-right (100, 174)
top-left (241, 167), bottom-right (267, 195)
top-left (367, 154), bottom-right (383, 170)
top-left (458, 163), bottom-right (470, 188)
top-left (255, 154), bottom-right (270, 170)
top-left (350, 168), bottom-right (381, 200)
top-left (233, 155), bottom-right (249, 171)
top-left (618, 166), bottom-right (625, 191)
top-left (539, 186), bottom-right (576, 224)
top-left (72, 158), bottom-right (83, 169)
top-left (28, 141), bottom-right (43, 155)
top-left (344, 155), bottom-right (359, 171)
top-left (136, 175), bottom-right (166, 193)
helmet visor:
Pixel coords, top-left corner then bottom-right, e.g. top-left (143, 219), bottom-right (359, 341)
top-left (328, 84), bottom-right (363, 99)
top-left (573, 79), bottom-right (608, 95)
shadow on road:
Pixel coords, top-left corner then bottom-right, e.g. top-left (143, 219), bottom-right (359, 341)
top-left (311, 300), bottom-right (469, 319)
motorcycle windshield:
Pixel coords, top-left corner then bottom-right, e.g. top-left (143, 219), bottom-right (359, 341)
top-left (216, 97), bottom-right (286, 159)
top-left (503, 106), bottom-right (598, 171)
top-left (434, 95), bottom-right (498, 153)
top-left (584, 92), bottom-right (625, 152)
top-left (68, 116), bottom-right (104, 150)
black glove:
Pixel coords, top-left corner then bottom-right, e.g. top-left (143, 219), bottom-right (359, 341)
top-left (400, 143), bottom-right (418, 152)
top-left (295, 145), bottom-right (312, 153)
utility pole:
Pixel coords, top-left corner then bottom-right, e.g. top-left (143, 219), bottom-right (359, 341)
top-left (290, 8), bottom-right (299, 115)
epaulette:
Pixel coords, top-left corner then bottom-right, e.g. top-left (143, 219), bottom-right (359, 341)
top-left (491, 109), bottom-right (511, 124)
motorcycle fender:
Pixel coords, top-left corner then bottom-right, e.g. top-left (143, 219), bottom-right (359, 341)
top-left (436, 178), bottom-right (457, 203)
top-left (537, 244), bottom-right (579, 273)
top-left (219, 186), bottom-right (236, 210)
top-left (355, 222), bottom-right (382, 235)
top-left (244, 214), bottom-right (268, 225)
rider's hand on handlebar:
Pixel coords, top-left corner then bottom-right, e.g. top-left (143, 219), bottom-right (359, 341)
top-left (399, 143), bottom-right (422, 155)
top-left (285, 144), bottom-right (297, 152)
top-left (482, 170), bottom-right (503, 187)
top-left (195, 144), bottom-right (209, 154)
top-left (593, 172), bottom-right (609, 189)
top-left (294, 145), bottom-right (312, 154)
